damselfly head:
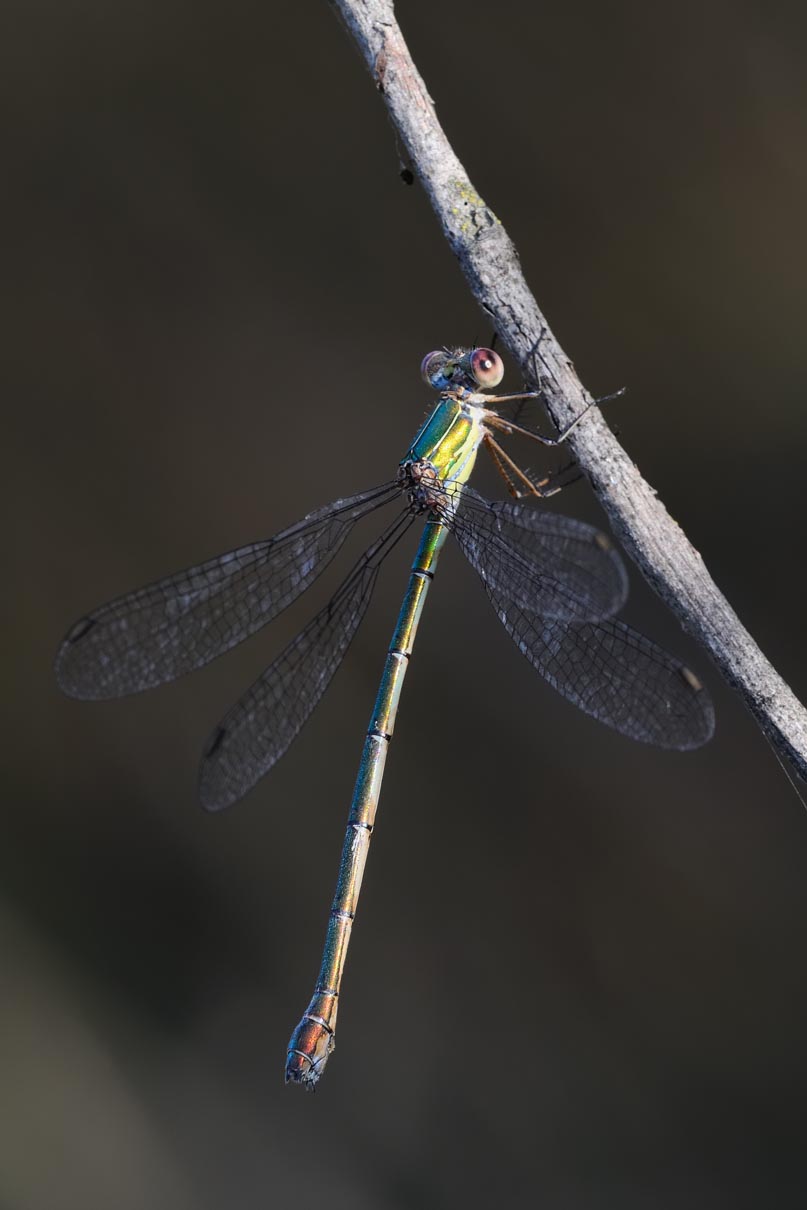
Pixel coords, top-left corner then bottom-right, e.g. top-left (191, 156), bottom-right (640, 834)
top-left (421, 346), bottom-right (504, 392)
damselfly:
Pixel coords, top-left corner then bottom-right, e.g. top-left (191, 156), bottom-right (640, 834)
top-left (55, 346), bottom-right (714, 1087)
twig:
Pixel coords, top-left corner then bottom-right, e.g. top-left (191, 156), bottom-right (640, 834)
top-left (332, 0), bottom-right (807, 781)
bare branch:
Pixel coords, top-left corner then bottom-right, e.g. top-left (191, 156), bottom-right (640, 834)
top-left (333, 0), bottom-right (807, 780)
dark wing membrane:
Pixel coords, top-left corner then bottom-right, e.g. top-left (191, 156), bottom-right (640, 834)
top-left (55, 482), bottom-right (400, 700)
top-left (488, 585), bottom-right (714, 749)
top-left (449, 487), bottom-right (629, 622)
top-left (198, 514), bottom-right (412, 811)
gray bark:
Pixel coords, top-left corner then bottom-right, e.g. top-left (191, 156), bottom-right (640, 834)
top-left (333, 0), bottom-right (807, 780)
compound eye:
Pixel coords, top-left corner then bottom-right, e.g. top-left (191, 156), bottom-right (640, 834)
top-left (469, 347), bottom-right (504, 388)
top-left (421, 350), bottom-right (449, 386)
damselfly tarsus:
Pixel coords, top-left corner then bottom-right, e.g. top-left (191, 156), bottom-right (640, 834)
top-left (55, 346), bottom-right (714, 1087)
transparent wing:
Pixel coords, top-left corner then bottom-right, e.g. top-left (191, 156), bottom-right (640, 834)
top-left (488, 583), bottom-right (714, 749)
top-left (199, 512), bottom-right (413, 811)
top-left (448, 486), bottom-right (629, 622)
top-left (55, 482), bottom-right (400, 700)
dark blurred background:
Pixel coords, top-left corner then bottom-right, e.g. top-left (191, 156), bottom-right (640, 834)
top-left (4, 1), bottom-right (807, 1206)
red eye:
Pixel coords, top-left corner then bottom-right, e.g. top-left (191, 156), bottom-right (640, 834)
top-left (420, 350), bottom-right (449, 386)
top-left (469, 347), bottom-right (504, 388)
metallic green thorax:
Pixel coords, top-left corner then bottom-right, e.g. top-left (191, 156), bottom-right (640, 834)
top-left (404, 396), bottom-right (485, 490)
top-left (285, 396), bottom-right (484, 1086)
